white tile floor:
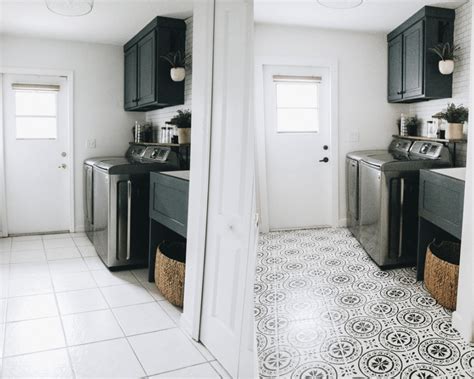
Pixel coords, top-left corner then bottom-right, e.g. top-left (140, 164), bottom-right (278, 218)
top-left (0, 233), bottom-right (227, 378)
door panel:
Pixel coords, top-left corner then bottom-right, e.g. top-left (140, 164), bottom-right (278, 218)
top-left (3, 74), bottom-right (70, 234)
top-left (403, 21), bottom-right (424, 99)
top-left (388, 35), bottom-right (403, 101)
top-left (124, 45), bottom-right (138, 110)
top-left (137, 31), bottom-right (156, 106)
top-left (263, 65), bottom-right (332, 230)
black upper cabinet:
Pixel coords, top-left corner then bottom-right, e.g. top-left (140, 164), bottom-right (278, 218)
top-left (387, 6), bottom-right (455, 103)
top-left (124, 17), bottom-right (186, 112)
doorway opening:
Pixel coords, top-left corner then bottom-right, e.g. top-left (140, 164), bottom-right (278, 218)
top-left (0, 73), bottom-right (73, 236)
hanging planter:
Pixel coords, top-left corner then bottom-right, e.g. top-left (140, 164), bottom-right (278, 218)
top-left (161, 50), bottom-right (190, 82)
top-left (429, 42), bottom-right (460, 76)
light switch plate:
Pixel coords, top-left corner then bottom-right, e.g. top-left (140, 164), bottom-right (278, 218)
top-left (86, 139), bottom-right (96, 149)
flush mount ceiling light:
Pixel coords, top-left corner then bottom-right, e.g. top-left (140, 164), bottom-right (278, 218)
top-left (317, 0), bottom-right (363, 9)
top-left (45, 0), bottom-right (94, 16)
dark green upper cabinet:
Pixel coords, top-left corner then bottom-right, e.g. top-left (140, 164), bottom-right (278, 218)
top-left (387, 6), bottom-right (454, 103)
top-left (124, 17), bottom-right (186, 112)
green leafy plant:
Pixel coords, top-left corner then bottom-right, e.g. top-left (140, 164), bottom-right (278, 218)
top-left (160, 50), bottom-right (190, 68)
top-left (167, 109), bottom-right (191, 128)
top-left (429, 42), bottom-right (460, 61)
top-left (405, 115), bottom-right (422, 136)
top-left (441, 103), bottom-right (469, 123)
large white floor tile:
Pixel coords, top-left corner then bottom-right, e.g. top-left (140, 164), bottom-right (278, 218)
top-left (91, 270), bottom-right (138, 287)
top-left (4, 317), bottom-right (66, 356)
top-left (0, 323), bottom-right (5, 358)
top-left (78, 245), bottom-right (98, 257)
top-left (158, 300), bottom-right (182, 323)
top-left (57, 288), bottom-right (108, 315)
top-left (43, 238), bottom-right (76, 249)
top-left (0, 238), bottom-right (12, 252)
top-left (101, 283), bottom-right (154, 308)
top-left (129, 328), bottom-right (206, 375)
top-left (42, 233), bottom-right (71, 240)
top-left (7, 276), bottom-right (53, 297)
top-left (112, 302), bottom-right (175, 336)
top-left (11, 240), bottom-right (44, 251)
top-left (0, 299), bottom-right (6, 324)
top-left (52, 271), bottom-right (96, 292)
top-left (49, 258), bottom-right (88, 274)
top-left (7, 294), bottom-right (58, 322)
top-left (72, 236), bottom-right (93, 247)
top-left (46, 247), bottom-right (81, 261)
top-left (12, 235), bottom-right (41, 242)
top-left (150, 363), bottom-right (220, 378)
top-left (69, 338), bottom-right (145, 378)
top-left (2, 348), bottom-right (73, 378)
top-left (62, 309), bottom-right (123, 345)
top-left (83, 256), bottom-right (106, 271)
top-left (9, 262), bottom-right (50, 278)
top-left (10, 250), bottom-right (46, 264)
top-left (0, 251), bottom-right (11, 265)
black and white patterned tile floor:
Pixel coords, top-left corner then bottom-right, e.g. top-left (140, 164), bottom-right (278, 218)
top-left (255, 228), bottom-right (474, 378)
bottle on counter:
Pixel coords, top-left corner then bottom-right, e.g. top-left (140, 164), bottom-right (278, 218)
top-left (400, 113), bottom-right (407, 136)
top-left (134, 121), bottom-right (141, 143)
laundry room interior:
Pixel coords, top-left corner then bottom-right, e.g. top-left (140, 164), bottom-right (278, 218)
top-left (1, 0), bottom-right (474, 378)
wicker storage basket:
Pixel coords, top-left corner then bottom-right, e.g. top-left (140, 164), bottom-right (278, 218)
top-left (424, 241), bottom-right (460, 311)
top-left (155, 241), bottom-right (186, 308)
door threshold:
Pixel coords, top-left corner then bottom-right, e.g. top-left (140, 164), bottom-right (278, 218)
top-left (269, 225), bottom-right (332, 232)
top-left (8, 230), bottom-right (70, 237)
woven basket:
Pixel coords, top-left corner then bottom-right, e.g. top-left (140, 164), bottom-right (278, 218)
top-left (424, 241), bottom-right (460, 311)
top-left (155, 242), bottom-right (186, 308)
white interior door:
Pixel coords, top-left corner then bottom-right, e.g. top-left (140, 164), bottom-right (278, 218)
top-left (263, 65), bottom-right (332, 230)
top-left (3, 74), bottom-right (70, 235)
top-left (199, 0), bottom-right (257, 377)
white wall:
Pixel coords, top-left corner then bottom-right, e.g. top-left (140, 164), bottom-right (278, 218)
top-left (1, 35), bottom-right (144, 232)
top-left (409, 1), bottom-right (472, 167)
top-left (254, 23), bottom-right (407, 223)
top-left (146, 17), bottom-right (193, 129)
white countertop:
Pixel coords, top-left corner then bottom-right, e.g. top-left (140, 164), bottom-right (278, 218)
top-left (430, 167), bottom-right (466, 182)
top-left (161, 170), bottom-right (190, 181)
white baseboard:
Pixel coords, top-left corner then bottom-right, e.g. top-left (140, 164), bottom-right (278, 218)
top-left (452, 311), bottom-right (474, 343)
top-left (339, 218), bottom-right (348, 227)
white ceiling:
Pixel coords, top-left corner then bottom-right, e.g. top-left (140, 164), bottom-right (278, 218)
top-left (0, 0), bottom-right (193, 46)
top-left (254, 0), bottom-right (467, 32)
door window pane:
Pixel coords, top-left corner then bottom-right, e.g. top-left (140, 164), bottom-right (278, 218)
top-left (15, 90), bottom-right (58, 140)
top-left (274, 78), bottom-right (320, 133)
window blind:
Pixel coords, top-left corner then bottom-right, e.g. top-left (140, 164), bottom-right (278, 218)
top-left (12, 83), bottom-right (61, 92)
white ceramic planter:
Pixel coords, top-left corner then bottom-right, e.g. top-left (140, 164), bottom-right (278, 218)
top-left (170, 67), bottom-right (186, 82)
top-left (446, 123), bottom-right (464, 140)
top-left (439, 60), bottom-right (454, 75)
top-left (177, 128), bottom-right (191, 144)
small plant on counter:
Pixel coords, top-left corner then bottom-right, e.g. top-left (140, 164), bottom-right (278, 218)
top-left (440, 103), bottom-right (468, 140)
top-left (405, 115), bottom-right (422, 137)
top-left (167, 110), bottom-right (191, 144)
top-left (160, 50), bottom-right (190, 82)
top-left (429, 42), bottom-right (460, 75)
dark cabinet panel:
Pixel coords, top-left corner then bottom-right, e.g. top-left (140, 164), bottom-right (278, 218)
top-left (124, 45), bottom-right (138, 110)
top-left (137, 31), bottom-right (156, 107)
top-left (388, 35), bottom-right (403, 102)
top-left (387, 6), bottom-right (454, 103)
top-left (123, 16), bottom-right (186, 112)
top-left (403, 21), bottom-right (424, 99)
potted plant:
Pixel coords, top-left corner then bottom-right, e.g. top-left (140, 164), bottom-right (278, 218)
top-left (167, 109), bottom-right (191, 144)
top-left (429, 42), bottom-right (460, 75)
top-left (440, 103), bottom-right (468, 140)
top-left (161, 50), bottom-right (189, 82)
top-left (405, 115), bottom-right (421, 137)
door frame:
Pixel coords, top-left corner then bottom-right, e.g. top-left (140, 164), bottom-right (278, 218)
top-left (255, 56), bottom-right (339, 232)
top-left (0, 67), bottom-right (75, 235)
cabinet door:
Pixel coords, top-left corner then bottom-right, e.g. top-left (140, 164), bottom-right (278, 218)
top-left (137, 30), bottom-right (156, 106)
top-left (387, 35), bottom-right (403, 102)
top-left (124, 45), bottom-right (138, 110)
top-left (403, 21), bottom-right (424, 99)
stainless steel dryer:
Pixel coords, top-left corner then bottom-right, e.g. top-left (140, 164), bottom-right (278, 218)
top-left (359, 139), bottom-right (451, 267)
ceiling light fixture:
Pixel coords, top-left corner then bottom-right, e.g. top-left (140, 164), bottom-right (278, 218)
top-left (45, 0), bottom-right (94, 17)
top-left (317, 0), bottom-right (363, 9)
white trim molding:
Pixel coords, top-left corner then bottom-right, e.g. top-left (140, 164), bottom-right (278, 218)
top-left (254, 56), bottom-right (340, 232)
top-left (0, 66), bottom-right (75, 234)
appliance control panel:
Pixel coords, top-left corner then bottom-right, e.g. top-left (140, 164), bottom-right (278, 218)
top-left (390, 139), bottom-right (412, 154)
top-left (410, 141), bottom-right (443, 159)
top-left (142, 147), bottom-right (170, 162)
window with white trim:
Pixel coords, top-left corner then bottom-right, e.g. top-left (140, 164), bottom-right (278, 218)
top-left (13, 83), bottom-right (60, 140)
top-left (274, 75), bottom-right (320, 133)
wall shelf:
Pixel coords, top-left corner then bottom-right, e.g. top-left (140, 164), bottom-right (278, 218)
top-left (393, 135), bottom-right (467, 144)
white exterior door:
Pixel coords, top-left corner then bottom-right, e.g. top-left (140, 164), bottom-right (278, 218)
top-left (263, 65), bottom-right (332, 230)
top-left (199, 0), bottom-right (257, 377)
top-left (3, 74), bottom-right (70, 235)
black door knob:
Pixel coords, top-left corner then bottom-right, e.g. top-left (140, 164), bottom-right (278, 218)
top-left (319, 157), bottom-right (329, 163)
top-left (323, 145), bottom-right (329, 150)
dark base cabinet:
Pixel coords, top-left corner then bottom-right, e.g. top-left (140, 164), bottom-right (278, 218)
top-left (124, 17), bottom-right (186, 112)
top-left (387, 6), bottom-right (455, 103)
